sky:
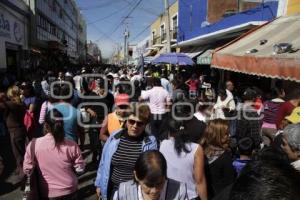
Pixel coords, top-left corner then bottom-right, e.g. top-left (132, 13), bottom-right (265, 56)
top-left (76, 0), bottom-right (176, 58)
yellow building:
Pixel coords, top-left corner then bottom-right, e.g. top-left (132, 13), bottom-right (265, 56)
top-left (287, 0), bottom-right (300, 16)
top-left (150, 1), bottom-right (178, 53)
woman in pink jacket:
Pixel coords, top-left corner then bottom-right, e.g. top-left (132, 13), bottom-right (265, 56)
top-left (23, 109), bottom-right (85, 200)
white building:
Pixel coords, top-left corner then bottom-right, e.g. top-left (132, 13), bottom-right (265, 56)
top-left (34, 0), bottom-right (79, 58)
top-left (130, 36), bottom-right (151, 65)
top-left (77, 11), bottom-right (87, 64)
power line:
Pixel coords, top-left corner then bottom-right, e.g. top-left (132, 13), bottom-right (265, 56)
top-left (120, 0), bottom-right (159, 16)
top-left (87, 4), bottom-right (130, 25)
top-left (130, 24), bottom-right (151, 42)
top-left (79, 0), bottom-right (122, 11)
top-left (110, 0), bottom-right (144, 36)
top-left (89, 23), bottom-right (118, 46)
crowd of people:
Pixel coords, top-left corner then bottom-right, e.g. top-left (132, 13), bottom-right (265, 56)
top-left (0, 65), bottom-right (300, 200)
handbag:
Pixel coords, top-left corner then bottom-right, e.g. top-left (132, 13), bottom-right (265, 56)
top-left (23, 139), bottom-right (40, 200)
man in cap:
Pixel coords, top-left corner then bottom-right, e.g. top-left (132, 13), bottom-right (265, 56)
top-left (99, 94), bottom-right (131, 142)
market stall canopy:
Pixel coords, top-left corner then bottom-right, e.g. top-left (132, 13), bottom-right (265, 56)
top-left (197, 49), bottom-right (214, 65)
top-left (151, 53), bottom-right (195, 65)
top-left (180, 46), bottom-right (206, 58)
top-left (211, 14), bottom-right (300, 82)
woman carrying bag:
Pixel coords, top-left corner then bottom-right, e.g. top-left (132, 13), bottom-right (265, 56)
top-left (23, 109), bottom-right (85, 200)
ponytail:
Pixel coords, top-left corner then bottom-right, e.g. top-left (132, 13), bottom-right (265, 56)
top-left (168, 119), bottom-right (192, 155)
top-left (52, 120), bottom-right (64, 148)
top-left (44, 109), bottom-right (65, 148)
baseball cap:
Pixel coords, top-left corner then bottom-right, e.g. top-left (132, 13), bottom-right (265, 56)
top-left (285, 107), bottom-right (300, 124)
top-left (115, 94), bottom-right (130, 106)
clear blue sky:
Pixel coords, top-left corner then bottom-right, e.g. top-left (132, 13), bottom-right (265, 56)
top-left (76, 0), bottom-right (176, 58)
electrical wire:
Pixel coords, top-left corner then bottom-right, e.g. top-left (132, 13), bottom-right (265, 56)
top-left (90, 24), bottom-right (119, 46)
top-left (120, 0), bottom-right (159, 16)
top-left (109, 0), bottom-right (144, 36)
top-left (130, 24), bottom-right (151, 42)
top-left (79, 0), bottom-right (122, 11)
top-left (87, 4), bottom-right (131, 25)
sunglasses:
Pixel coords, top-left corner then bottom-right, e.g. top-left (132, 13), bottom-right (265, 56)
top-left (117, 105), bottom-right (130, 110)
top-left (128, 119), bottom-right (145, 127)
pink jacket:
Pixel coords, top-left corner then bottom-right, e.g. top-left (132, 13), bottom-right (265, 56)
top-left (23, 133), bottom-right (85, 198)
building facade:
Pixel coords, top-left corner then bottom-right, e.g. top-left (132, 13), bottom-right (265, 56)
top-left (87, 40), bottom-right (102, 64)
top-left (177, 0), bottom-right (280, 65)
top-left (150, 1), bottom-right (178, 53)
top-left (0, 0), bottom-right (29, 72)
top-left (20, 0), bottom-right (87, 69)
top-left (178, 0), bottom-right (279, 45)
top-left (287, 0), bottom-right (300, 16)
top-left (77, 11), bottom-right (87, 64)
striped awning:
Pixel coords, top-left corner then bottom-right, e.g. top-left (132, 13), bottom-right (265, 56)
top-left (211, 14), bottom-right (300, 82)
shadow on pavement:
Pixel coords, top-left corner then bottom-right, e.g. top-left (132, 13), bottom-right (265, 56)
top-left (78, 183), bottom-right (97, 199)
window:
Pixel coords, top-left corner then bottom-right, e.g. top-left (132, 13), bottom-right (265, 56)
top-left (152, 31), bottom-right (156, 45)
top-left (52, 1), bottom-right (57, 12)
top-left (172, 15), bottom-right (178, 30)
top-left (160, 24), bottom-right (165, 41)
top-left (172, 15), bottom-right (178, 39)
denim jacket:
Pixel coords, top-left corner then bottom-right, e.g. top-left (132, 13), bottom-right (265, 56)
top-left (94, 129), bottom-right (157, 200)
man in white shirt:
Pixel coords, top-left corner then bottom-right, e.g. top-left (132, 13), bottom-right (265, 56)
top-left (140, 78), bottom-right (171, 140)
top-left (73, 71), bottom-right (83, 93)
top-left (213, 88), bottom-right (236, 119)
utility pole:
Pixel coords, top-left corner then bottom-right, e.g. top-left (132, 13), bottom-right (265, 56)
top-left (123, 18), bottom-right (130, 65)
top-left (164, 0), bottom-right (171, 53)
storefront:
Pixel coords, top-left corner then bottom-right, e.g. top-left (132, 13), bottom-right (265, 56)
top-left (211, 14), bottom-right (300, 92)
top-left (0, 3), bottom-right (28, 73)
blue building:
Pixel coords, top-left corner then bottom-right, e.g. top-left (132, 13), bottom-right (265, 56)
top-left (177, 0), bottom-right (280, 64)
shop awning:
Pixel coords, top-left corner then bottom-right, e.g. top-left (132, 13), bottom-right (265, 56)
top-left (211, 14), bottom-right (300, 82)
top-left (197, 49), bottom-right (213, 65)
top-left (181, 46), bottom-right (206, 58)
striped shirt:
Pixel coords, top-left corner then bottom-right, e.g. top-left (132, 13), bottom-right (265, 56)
top-left (111, 133), bottom-right (143, 189)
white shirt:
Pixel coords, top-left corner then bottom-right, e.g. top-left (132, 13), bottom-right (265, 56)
top-left (213, 89), bottom-right (236, 119)
top-left (141, 87), bottom-right (171, 115)
top-left (292, 160), bottom-right (300, 171)
top-left (160, 139), bottom-right (199, 199)
top-left (194, 112), bottom-right (207, 123)
top-left (131, 74), bottom-right (142, 83)
top-left (73, 75), bottom-right (82, 92)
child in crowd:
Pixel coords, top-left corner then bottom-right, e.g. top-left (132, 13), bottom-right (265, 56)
top-left (233, 137), bottom-right (254, 175)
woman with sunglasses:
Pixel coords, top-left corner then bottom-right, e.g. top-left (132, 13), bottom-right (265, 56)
top-left (95, 103), bottom-right (158, 200)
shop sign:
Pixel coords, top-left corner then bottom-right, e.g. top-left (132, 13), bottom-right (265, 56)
top-left (0, 11), bottom-right (23, 44)
top-left (0, 13), bottom-right (10, 38)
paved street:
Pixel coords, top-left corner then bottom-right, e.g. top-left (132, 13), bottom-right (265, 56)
top-left (0, 135), bottom-right (98, 200)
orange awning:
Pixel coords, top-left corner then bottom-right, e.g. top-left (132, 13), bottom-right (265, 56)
top-left (211, 14), bottom-right (300, 82)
